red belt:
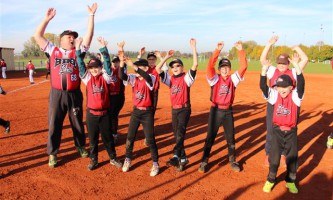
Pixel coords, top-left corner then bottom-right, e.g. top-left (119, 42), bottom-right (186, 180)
top-left (89, 109), bottom-right (108, 116)
top-left (134, 106), bottom-right (153, 111)
top-left (211, 103), bottom-right (230, 110)
top-left (172, 103), bottom-right (189, 109)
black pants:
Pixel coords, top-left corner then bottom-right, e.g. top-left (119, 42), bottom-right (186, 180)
top-left (152, 90), bottom-right (159, 115)
top-left (47, 88), bottom-right (86, 155)
top-left (265, 103), bottom-right (274, 155)
top-left (172, 107), bottom-right (191, 159)
top-left (125, 108), bottom-right (159, 162)
top-left (267, 126), bottom-right (298, 183)
top-left (109, 93), bottom-right (125, 136)
top-left (46, 71), bottom-right (50, 79)
top-left (86, 109), bottom-right (116, 160)
top-left (201, 106), bottom-right (236, 163)
top-left (0, 118), bottom-right (9, 127)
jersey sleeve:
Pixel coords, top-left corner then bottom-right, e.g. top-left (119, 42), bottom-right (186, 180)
top-left (266, 88), bottom-right (278, 105)
top-left (207, 74), bottom-right (219, 86)
top-left (81, 71), bottom-right (91, 85)
top-left (146, 74), bottom-right (156, 91)
top-left (230, 71), bottom-right (243, 87)
top-left (161, 71), bottom-right (171, 87)
top-left (123, 74), bottom-right (136, 87)
top-left (266, 66), bottom-right (276, 80)
top-left (184, 70), bottom-right (196, 87)
top-left (102, 68), bottom-right (112, 84)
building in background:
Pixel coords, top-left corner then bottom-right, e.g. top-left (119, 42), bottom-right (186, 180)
top-left (0, 47), bottom-right (15, 71)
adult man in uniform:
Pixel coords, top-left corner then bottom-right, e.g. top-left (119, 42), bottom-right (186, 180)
top-left (34, 3), bottom-right (97, 167)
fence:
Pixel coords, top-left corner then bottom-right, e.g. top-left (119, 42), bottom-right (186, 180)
top-left (14, 60), bottom-right (48, 71)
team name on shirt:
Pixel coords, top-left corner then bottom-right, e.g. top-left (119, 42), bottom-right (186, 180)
top-left (171, 85), bottom-right (182, 95)
top-left (55, 58), bottom-right (76, 74)
top-left (135, 91), bottom-right (145, 100)
top-left (218, 84), bottom-right (230, 95)
top-left (276, 104), bottom-right (291, 116)
top-left (92, 84), bottom-right (105, 94)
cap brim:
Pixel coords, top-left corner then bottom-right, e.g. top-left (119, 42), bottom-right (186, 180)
top-left (169, 60), bottom-right (183, 67)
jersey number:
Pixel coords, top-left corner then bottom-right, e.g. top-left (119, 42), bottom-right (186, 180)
top-left (71, 74), bottom-right (77, 81)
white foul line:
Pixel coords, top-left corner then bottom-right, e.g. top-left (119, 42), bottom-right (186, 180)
top-left (6, 80), bottom-right (49, 94)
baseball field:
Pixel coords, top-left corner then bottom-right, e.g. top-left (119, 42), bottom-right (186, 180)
top-left (0, 69), bottom-right (332, 200)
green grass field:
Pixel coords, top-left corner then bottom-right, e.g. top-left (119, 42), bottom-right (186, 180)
top-left (16, 57), bottom-right (332, 74)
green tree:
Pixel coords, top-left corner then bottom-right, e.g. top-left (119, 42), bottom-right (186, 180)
top-left (21, 36), bottom-right (41, 57)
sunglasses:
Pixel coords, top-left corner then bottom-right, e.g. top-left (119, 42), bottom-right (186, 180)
top-left (171, 64), bottom-right (183, 68)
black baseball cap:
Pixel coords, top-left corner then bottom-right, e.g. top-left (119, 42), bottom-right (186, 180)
top-left (272, 74), bottom-right (293, 88)
top-left (134, 59), bottom-right (149, 67)
top-left (218, 58), bottom-right (231, 68)
top-left (87, 58), bottom-right (102, 68)
top-left (169, 59), bottom-right (183, 67)
top-left (147, 52), bottom-right (157, 59)
top-left (112, 56), bottom-right (120, 63)
top-left (60, 30), bottom-right (78, 39)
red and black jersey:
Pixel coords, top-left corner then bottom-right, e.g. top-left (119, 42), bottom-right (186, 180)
top-left (86, 74), bottom-right (110, 110)
top-left (273, 93), bottom-right (298, 128)
top-left (269, 68), bottom-right (296, 87)
top-left (132, 77), bottom-right (153, 107)
top-left (169, 73), bottom-right (189, 105)
top-left (109, 67), bottom-right (124, 94)
top-left (148, 66), bottom-right (160, 91)
top-left (49, 47), bottom-right (80, 91)
top-left (26, 63), bottom-right (35, 70)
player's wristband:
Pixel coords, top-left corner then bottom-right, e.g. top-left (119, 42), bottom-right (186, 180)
top-left (89, 14), bottom-right (95, 16)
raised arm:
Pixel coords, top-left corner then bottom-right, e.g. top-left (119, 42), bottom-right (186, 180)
top-left (260, 59), bottom-right (271, 98)
top-left (34, 8), bottom-right (56, 49)
top-left (235, 41), bottom-right (248, 78)
top-left (82, 3), bottom-right (97, 48)
top-left (190, 38), bottom-right (198, 71)
top-left (291, 46), bottom-right (308, 71)
top-left (97, 37), bottom-right (112, 75)
top-left (75, 37), bottom-right (86, 77)
top-left (155, 50), bottom-right (174, 74)
top-left (260, 36), bottom-right (278, 65)
top-left (137, 47), bottom-right (145, 60)
top-left (118, 52), bottom-right (128, 81)
top-left (207, 41), bottom-right (223, 79)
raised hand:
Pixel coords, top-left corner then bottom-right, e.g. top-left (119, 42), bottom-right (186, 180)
top-left (268, 35), bottom-right (279, 45)
top-left (97, 37), bottom-right (108, 47)
top-left (117, 41), bottom-right (125, 51)
top-left (139, 47), bottom-right (145, 57)
top-left (190, 38), bottom-right (197, 48)
top-left (289, 53), bottom-right (300, 66)
top-left (87, 3), bottom-right (98, 15)
top-left (234, 41), bottom-right (243, 51)
top-left (154, 51), bottom-right (162, 59)
top-left (75, 37), bottom-right (83, 49)
top-left (45, 8), bottom-right (56, 21)
top-left (216, 41), bottom-right (224, 51)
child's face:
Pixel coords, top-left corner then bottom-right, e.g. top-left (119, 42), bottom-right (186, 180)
top-left (276, 63), bottom-right (290, 72)
top-left (88, 66), bottom-right (102, 77)
top-left (112, 61), bottom-right (120, 68)
top-left (276, 86), bottom-right (293, 98)
top-left (147, 57), bottom-right (157, 67)
top-left (219, 66), bottom-right (231, 78)
top-left (171, 63), bottom-right (184, 76)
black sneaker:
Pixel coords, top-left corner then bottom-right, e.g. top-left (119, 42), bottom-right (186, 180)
top-left (4, 121), bottom-right (10, 134)
top-left (113, 134), bottom-right (118, 144)
top-left (166, 157), bottom-right (179, 167)
top-left (110, 158), bottom-right (122, 169)
top-left (176, 158), bottom-right (189, 172)
top-left (87, 159), bottom-right (98, 171)
top-left (198, 162), bottom-right (207, 173)
top-left (230, 161), bottom-right (240, 172)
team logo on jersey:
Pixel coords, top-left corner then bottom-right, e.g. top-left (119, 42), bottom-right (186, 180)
top-left (92, 84), bottom-right (104, 94)
top-left (135, 91), bottom-right (145, 100)
top-left (110, 76), bottom-right (118, 83)
top-left (219, 84), bottom-right (230, 95)
top-left (171, 85), bottom-right (181, 95)
top-left (276, 104), bottom-right (290, 116)
top-left (55, 58), bottom-right (76, 74)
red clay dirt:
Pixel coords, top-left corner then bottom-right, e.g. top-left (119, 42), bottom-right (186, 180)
top-left (0, 70), bottom-right (332, 200)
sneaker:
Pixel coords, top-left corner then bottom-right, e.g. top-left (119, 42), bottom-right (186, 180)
top-left (198, 162), bottom-right (207, 173)
top-left (77, 147), bottom-right (88, 158)
top-left (110, 158), bottom-right (122, 169)
top-left (4, 121), bottom-right (10, 134)
top-left (166, 157), bottom-right (179, 167)
top-left (230, 161), bottom-right (240, 172)
top-left (48, 155), bottom-right (57, 168)
top-left (122, 159), bottom-right (131, 172)
top-left (150, 164), bottom-right (159, 177)
top-left (327, 135), bottom-right (333, 149)
top-left (263, 181), bottom-right (275, 193)
top-left (113, 134), bottom-right (118, 144)
top-left (176, 158), bottom-right (189, 172)
top-left (87, 159), bottom-right (98, 171)
top-left (280, 155), bottom-right (287, 168)
top-left (264, 155), bottom-right (269, 167)
top-left (286, 182), bottom-right (298, 194)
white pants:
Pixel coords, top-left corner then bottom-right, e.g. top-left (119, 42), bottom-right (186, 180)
top-left (29, 69), bottom-right (34, 83)
top-left (1, 67), bottom-right (6, 79)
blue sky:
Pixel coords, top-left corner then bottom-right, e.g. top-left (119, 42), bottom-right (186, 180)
top-left (0, 0), bottom-right (332, 54)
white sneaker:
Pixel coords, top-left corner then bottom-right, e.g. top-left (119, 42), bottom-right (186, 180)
top-left (150, 164), bottom-right (159, 177)
top-left (122, 159), bottom-right (131, 172)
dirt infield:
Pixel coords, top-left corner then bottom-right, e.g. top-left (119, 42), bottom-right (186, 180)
top-left (0, 70), bottom-right (332, 200)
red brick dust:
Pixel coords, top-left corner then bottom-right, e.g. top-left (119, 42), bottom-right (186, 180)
top-left (0, 70), bottom-right (332, 200)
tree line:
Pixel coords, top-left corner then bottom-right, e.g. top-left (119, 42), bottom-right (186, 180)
top-left (21, 33), bottom-right (333, 63)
